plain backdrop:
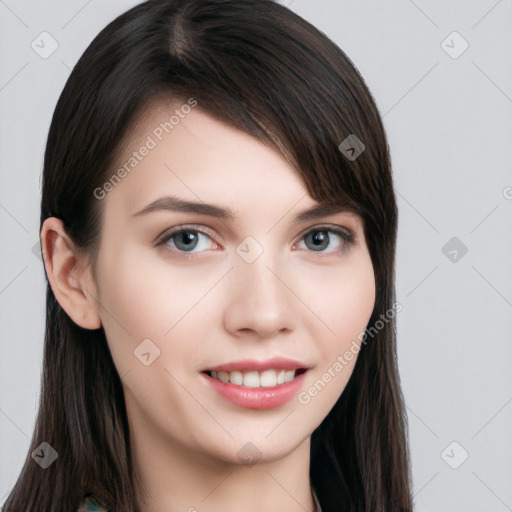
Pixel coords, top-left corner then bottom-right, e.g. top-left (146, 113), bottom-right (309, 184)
top-left (1, 1), bottom-right (511, 510)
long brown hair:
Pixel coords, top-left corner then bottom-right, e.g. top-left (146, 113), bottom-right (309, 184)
top-left (2, 1), bottom-right (412, 510)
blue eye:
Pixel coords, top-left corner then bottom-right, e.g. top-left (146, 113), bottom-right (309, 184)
top-left (155, 224), bottom-right (355, 259)
top-left (297, 227), bottom-right (354, 253)
top-left (159, 228), bottom-right (216, 253)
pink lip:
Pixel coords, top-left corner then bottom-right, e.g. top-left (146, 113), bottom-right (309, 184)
top-left (203, 357), bottom-right (310, 373)
top-left (200, 370), bottom-right (308, 410)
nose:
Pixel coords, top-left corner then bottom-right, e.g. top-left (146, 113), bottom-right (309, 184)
top-left (222, 251), bottom-right (299, 339)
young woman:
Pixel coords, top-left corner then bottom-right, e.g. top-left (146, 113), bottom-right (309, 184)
top-left (2, 0), bottom-right (413, 511)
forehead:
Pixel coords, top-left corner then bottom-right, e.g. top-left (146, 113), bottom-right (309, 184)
top-left (105, 102), bottom-right (307, 207)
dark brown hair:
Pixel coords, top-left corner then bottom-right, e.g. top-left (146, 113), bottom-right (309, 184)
top-left (2, 1), bottom-right (412, 510)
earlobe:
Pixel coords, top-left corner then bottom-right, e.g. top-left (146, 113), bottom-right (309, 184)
top-left (40, 217), bottom-right (102, 330)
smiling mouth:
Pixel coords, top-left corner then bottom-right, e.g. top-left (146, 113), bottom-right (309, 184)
top-left (202, 368), bottom-right (307, 388)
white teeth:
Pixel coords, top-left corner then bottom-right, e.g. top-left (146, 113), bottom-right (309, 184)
top-left (229, 370), bottom-right (243, 386)
top-left (208, 369), bottom-right (299, 387)
top-left (284, 370), bottom-right (295, 383)
top-left (260, 369), bottom-right (277, 387)
top-left (217, 371), bottom-right (229, 383)
top-left (243, 371), bottom-right (260, 388)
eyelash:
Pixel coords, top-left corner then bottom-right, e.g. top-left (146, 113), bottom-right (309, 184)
top-left (153, 224), bottom-right (356, 260)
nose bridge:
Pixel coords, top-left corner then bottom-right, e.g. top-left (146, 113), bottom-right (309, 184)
top-left (222, 239), bottom-right (298, 336)
top-left (234, 234), bottom-right (281, 292)
top-left (238, 251), bottom-right (281, 302)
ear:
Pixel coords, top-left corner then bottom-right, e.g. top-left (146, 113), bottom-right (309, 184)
top-left (40, 217), bottom-right (102, 330)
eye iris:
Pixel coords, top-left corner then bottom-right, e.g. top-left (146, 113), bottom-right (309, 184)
top-left (174, 230), bottom-right (198, 251)
top-left (306, 230), bottom-right (329, 251)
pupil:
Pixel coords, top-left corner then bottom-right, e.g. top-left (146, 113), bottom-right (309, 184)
top-left (176, 231), bottom-right (198, 251)
top-left (308, 230), bottom-right (328, 251)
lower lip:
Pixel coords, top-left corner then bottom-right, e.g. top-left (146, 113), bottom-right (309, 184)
top-left (201, 371), bottom-right (307, 410)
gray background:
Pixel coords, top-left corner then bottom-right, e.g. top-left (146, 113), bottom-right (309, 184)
top-left (1, 0), bottom-right (511, 510)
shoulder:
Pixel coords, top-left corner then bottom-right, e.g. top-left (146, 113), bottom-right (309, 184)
top-left (76, 495), bottom-right (109, 512)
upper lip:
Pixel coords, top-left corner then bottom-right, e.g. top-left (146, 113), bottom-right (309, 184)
top-left (203, 357), bottom-right (311, 373)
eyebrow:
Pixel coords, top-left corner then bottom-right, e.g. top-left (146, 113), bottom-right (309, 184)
top-left (132, 195), bottom-right (353, 224)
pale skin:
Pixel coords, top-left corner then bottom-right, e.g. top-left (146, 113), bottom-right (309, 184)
top-left (41, 103), bottom-right (376, 512)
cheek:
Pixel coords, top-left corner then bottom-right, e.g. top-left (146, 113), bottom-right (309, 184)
top-left (296, 255), bottom-right (375, 414)
top-left (301, 253), bottom-right (375, 353)
top-left (95, 247), bottom-right (214, 378)
top-left (333, 260), bottom-right (375, 341)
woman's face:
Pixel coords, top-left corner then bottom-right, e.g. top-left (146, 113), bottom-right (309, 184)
top-left (91, 103), bottom-right (375, 465)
